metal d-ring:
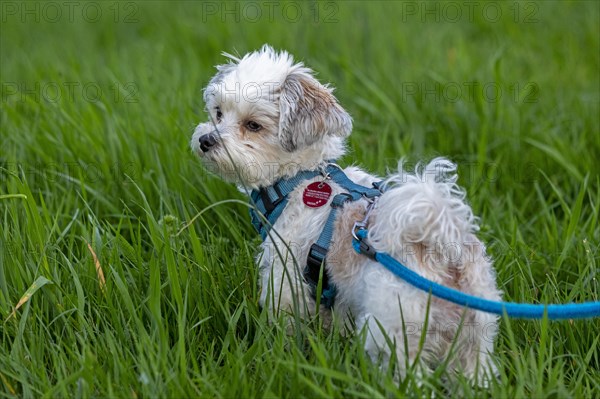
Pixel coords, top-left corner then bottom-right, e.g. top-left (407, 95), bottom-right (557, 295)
top-left (326, 162), bottom-right (344, 171)
top-left (352, 197), bottom-right (379, 240)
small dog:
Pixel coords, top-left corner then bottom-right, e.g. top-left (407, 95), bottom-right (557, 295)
top-left (191, 45), bottom-right (502, 384)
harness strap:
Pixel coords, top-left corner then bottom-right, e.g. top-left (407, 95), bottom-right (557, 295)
top-left (250, 162), bottom-right (384, 309)
top-left (250, 169), bottom-right (322, 240)
top-left (304, 193), bottom-right (354, 308)
top-left (328, 167), bottom-right (382, 199)
top-left (303, 174), bottom-right (383, 308)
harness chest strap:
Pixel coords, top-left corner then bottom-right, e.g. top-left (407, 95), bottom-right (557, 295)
top-left (250, 169), bottom-right (322, 240)
top-left (250, 163), bottom-right (383, 308)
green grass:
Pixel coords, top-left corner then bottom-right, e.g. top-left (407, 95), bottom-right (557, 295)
top-left (1, 1), bottom-right (599, 397)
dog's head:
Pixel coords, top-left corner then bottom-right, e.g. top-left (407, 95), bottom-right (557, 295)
top-left (191, 45), bottom-right (352, 188)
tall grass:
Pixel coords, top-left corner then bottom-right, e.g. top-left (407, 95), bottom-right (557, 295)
top-left (1, 1), bottom-right (599, 397)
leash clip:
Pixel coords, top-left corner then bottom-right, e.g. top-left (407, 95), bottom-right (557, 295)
top-left (352, 221), bottom-right (367, 241)
top-left (352, 197), bottom-right (378, 240)
top-left (358, 238), bottom-right (377, 260)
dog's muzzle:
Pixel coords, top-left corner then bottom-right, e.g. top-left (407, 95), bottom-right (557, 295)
top-left (199, 132), bottom-right (218, 152)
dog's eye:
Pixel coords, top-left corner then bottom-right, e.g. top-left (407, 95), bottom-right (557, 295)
top-left (245, 121), bottom-right (262, 132)
top-left (215, 107), bottom-right (223, 122)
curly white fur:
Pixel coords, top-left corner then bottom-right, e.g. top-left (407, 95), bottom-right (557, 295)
top-left (191, 45), bottom-right (502, 385)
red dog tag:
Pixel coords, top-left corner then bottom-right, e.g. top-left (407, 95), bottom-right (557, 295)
top-left (303, 182), bottom-right (332, 208)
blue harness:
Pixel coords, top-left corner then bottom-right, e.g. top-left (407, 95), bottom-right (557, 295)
top-left (250, 163), bottom-right (382, 308)
top-left (250, 163), bottom-right (600, 319)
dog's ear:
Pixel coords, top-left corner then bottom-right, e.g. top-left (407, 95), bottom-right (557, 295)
top-left (278, 70), bottom-right (352, 151)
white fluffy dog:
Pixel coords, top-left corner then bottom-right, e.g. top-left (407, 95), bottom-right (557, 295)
top-left (191, 45), bottom-right (502, 384)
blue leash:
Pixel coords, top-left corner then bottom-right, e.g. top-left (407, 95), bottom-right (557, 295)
top-left (249, 161), bottom-right (600, 320)
top-left (353, 229), bottom-right (600, 320)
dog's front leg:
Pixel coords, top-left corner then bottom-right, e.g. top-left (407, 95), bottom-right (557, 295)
top-left (258, 255), bottom-right (320, 323)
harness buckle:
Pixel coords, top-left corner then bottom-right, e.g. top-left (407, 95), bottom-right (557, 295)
top-left (304, 243), bottom-right (337, 308)
top-left (372, 180), bottom-right (385, 192)
top-left (304, 244), bottom-right (328, 286)
top-left (258, 184), bottom-right (284, 212)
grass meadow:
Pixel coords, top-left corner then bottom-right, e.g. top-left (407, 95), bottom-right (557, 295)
top-left (1, 1), bottom-right (599, 397)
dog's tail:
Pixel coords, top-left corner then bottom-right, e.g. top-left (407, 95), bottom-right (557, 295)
top-left (368, 158), bottom-right (480, 278)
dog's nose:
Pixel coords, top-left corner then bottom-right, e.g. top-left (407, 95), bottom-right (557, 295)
top-left (199, 133), bottom-right (218, 152)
